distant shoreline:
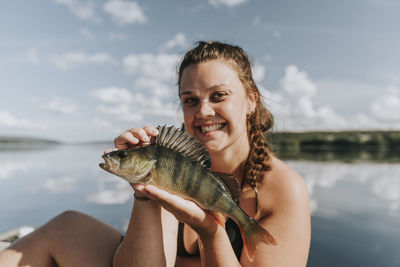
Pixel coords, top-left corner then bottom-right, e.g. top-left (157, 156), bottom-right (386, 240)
top-left (266, 130), bottom-right (400, 162)
top-left (1, 131), bottom-right (399, 162)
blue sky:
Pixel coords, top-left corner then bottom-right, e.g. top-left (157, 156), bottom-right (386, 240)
top-left (1, 0), bottom-right (399, 142)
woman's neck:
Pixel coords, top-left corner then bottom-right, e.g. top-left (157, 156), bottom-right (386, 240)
top-left (209, 138), bottom-right (250, 183)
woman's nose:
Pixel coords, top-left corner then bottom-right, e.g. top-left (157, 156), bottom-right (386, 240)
top-left (196, 100), bottom-right (215, 118)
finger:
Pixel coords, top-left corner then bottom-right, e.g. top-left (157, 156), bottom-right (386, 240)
top-left (128, 127), bottom-right (151, 143)
top-left (207, 211), bottom-right (227, 227)
top-left (114, 132), bottom-right (139, 149)
top-left (144, 185), bottom-right (205, 220)
top-left (133, 184), bottom-right (145, 191)
top-left (132, 183), bottom-right (149, 198)
top-left (143, 126), bottom-right (159, 137)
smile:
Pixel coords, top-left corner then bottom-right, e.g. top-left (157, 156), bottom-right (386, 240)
top-left (199, 123), bottom-right (225, 134)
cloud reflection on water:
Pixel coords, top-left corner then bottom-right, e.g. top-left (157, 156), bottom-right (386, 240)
top-left (287, 161), bottom-right (400, 216)
top-left (87, 178), bottom-right (132, 205)
top-left (0, 160), bottom-right (47, 180)
top-left (30, 175), bottom-right (77, 194)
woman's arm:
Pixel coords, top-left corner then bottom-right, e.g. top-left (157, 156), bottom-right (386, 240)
top-left (197, 225), bottom-right (241, 267)
top-left (113, 193), bottom-right (178, 267)
top-left (137, 185), bottom-right (242, 267)
top-left (112, 126), bottom-right (178, 267)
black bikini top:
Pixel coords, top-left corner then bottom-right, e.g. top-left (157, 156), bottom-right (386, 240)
top-left (176, 218), bottom-right (243, 259)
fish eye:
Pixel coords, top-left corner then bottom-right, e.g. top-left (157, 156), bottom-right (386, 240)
top-left (117, 150), bottom-right (127, 159)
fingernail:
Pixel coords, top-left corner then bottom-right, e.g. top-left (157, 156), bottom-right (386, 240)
top-left (153, 129), bottom-right (159, 135)
top-left (135, 184), bottom-right (145, 190)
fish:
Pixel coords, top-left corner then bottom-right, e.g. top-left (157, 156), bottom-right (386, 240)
top-left (99, 125), bottom-right (276, 260)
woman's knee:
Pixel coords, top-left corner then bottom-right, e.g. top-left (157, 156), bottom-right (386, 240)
top-left (44, 210), bottom-right (89, 232)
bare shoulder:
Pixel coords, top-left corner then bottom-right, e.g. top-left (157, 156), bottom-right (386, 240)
top-left (259, 157), bottom-right (310, 227)
top-left (243, 156), bottom-right (311, 266)
top-left (259, 155), bottom-right (310, 216)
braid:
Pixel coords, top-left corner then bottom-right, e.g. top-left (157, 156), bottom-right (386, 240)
top-left (243, 103), bottom-right (274, 220)
top-left (178, 40), bottom-right (275, 220)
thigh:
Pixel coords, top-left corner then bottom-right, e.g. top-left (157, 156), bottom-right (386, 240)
top-left (5, 210), bottom-right (122, 267)
top-left (48, 211), bottom-right (122, 267)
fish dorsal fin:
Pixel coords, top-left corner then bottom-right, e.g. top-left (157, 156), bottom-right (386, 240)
top-left (213, 172), bottom-right (241, 203)
top-left (155, 125), bottom-right (211, 169)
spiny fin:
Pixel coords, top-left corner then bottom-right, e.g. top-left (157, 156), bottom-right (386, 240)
top-left (154, 125), bottom-right (211, 169)
top-left (213, 172), bottom-right (241, 203)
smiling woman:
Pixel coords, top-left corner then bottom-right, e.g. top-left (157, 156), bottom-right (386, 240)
top-left (0, 41), bottom-right (311, 267)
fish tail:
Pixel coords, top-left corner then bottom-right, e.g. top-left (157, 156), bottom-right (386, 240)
top-left (240, 219), bottom-right (277, 261)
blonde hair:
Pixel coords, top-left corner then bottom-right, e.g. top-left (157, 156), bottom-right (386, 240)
top-left (178, 41), bottom-right (274, 219)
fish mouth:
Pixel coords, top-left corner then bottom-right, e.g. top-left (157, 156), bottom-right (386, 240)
top-left (99, 154), bottom-right (120, 171)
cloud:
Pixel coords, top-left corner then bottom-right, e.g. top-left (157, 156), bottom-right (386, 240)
top-left (264, 65), bottom-right (348, 131)
top-left (52, 0), bottom-right (99, 22)
top-left (252, 63), bottom-right (266, 84)
top-left (89, 52), bottom-right (182, 132)
top-left (261, 65), bottom-right (400, 131)
top-left (92, 117), bottom-right (113, 129)
top-left (371, 85), bottom-right (400, 122)
top-left (109, 32), bottom-right (128, 40)
top-left (89, 87), bottom-right (134, 103)
top-left (159, 33), bottom-right (189, 52)
top-left (98, 104), bottom-right (143, 122)
top-left (103, 0), bottom-right (147, 25)
top-left (78, 27), bottom-right (93, 39)
top-left (49, 51), bottom-right (118, 70)
top-left (0, 111), bottom-right (44, 130)
top-left (208, 0), bottom-right (248, 7)
top-left (253, 16), bottom-right (261, 26)
top-left (123, 53), bottom-right (179, 83)
top-left (90, 86), bottom-right (177, 125)
top-left (26, 48), bottom-right (40, 65)
top-left (39, 98), bottom-right (78, 115)
top-left (273, 30), bottom-right (281, 39)
top-left (133, 77), bottom-right (175, 99)
top-left (280, 65), bottom-right (317, 97)
top-left (90, 87), bottom-right (143, 122)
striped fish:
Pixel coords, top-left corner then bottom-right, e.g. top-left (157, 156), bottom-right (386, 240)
top-left (99, 125), bottom-right (276, 260)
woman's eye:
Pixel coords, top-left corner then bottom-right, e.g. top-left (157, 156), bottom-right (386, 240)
top-left (182, 98), bottom-right (197, 105)
top-left (213, 92), bottom-right (227, 100)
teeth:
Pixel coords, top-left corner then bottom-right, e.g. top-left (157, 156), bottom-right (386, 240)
top-left (201, 123), bottom-right (223, 133)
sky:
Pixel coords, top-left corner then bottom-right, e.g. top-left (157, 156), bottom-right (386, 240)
top-left (1, 0), bottom-right (400, 143)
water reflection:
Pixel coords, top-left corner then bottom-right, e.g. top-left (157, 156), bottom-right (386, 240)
top-left (30, 175), bottom-right (77, 194)
top-left (0, 145), bottom-right (399, 266)
top-left (288, 161), bottom-right (400, 217)
top-left (86, 179), bottom-right (132, 205)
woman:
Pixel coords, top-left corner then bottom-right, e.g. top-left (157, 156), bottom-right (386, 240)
top-left (0, 41), bottom-right (310, 266)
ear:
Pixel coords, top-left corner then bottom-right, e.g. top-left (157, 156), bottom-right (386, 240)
top-left (246, 92), bottom-right (257, 116)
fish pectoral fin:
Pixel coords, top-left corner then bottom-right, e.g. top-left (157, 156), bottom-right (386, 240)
top-left (213, 172), bottom-right (241, 203)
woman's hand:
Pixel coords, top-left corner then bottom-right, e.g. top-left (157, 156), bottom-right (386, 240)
top-left (114, 126), bottom-right (159, 149)
top-left (103, 126), bottom-right (159, 154)
top-left (134, 184), bottom-right (226, 237)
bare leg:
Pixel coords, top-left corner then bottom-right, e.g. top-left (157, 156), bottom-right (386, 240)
top-left (0, 210), bottom-right (122, 267)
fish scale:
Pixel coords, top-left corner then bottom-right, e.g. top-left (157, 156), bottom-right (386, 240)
top-left (99, 125), bottom-right (276, 261)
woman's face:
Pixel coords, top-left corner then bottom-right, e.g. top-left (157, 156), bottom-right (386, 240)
top-left (179, 60), bottom-right (256, 154)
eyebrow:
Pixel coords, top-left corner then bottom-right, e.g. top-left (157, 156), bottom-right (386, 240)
top-left (179, 84), bottom-right (231, 96)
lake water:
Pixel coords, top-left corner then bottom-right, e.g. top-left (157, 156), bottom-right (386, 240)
top-left (0, 144), bottom-right (399, 267)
